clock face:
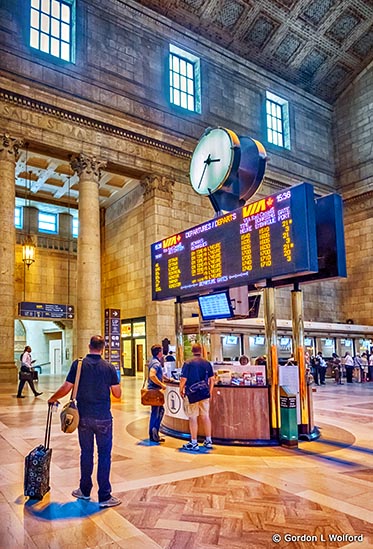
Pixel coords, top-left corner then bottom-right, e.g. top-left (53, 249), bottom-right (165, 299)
top-left (189, 127), bottom-right (240, 196)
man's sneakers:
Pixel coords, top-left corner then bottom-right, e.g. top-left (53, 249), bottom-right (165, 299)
top-left (72, 488), bottom-right (121, 507)
top-left (72, 488), bottom-right (90, 500)
top-left (182, 441), bottom-right (199, 451)
top-left (182, 440), bottom-right (213, 451)
top-left (99, 496), bottom-right (122, 508)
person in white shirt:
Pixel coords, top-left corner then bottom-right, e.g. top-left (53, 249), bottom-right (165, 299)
top-left (17, 346), bottom-right (42, 398)
top-left (344, 352), bottom-right (354, 383)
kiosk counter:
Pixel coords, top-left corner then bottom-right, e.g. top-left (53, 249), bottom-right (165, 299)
top-left (161, 364), bottom-right (271, 445)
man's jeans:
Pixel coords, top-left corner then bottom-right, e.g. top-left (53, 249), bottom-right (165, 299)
top-left (149, 405), bottom-right (164, 438)
top-left (78, 417), bottom-right (113, 503)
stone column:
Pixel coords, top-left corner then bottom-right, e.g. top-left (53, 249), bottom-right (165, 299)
top-left (70, 154), bottom-right (106, 357)
top-left (141, 174), bottom-right (176, 359)
top-left (0, 134), bottom-right (23, 382)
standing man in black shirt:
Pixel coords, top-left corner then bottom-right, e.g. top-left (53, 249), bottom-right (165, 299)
top-left (179, 343), bottom-right (215, 451)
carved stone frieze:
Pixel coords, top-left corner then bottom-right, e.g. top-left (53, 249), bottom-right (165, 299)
top-left (0, 134), bottom-right (23, 161)
top-left (0, 89), bottom-right (191, 160)
top-left (70, 154), bottom-right (107, 182)
top-left (344, 190), bottom-right (373, 213)
top-left (141, 174), bottom-right (175, 202)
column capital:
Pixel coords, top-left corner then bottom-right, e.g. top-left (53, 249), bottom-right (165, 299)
top-left (69, 154), bottom-right (106, 181)
top-left (0, 134), bottom-right (24, 161)
top-left (141, 173), bottom-right (175, 202)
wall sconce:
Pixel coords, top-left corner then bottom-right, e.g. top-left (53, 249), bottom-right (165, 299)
top-left (22, 234), bottom-right (36, 268)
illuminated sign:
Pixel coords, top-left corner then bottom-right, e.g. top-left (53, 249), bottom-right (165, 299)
top-left (151, 183), bottom-right (318, 301)
top-left (18, 302), bottom-right (74, 318)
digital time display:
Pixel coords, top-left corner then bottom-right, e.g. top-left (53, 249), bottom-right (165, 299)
top-left (151, 183), bottom-right (318, 301)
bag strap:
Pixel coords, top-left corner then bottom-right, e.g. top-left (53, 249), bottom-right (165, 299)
top-left (45, 403), bottom-right (53, 449)
top-left (71, 358), bottom-right (83, 400)
top-left (144, 358), bottom-right (161, 388)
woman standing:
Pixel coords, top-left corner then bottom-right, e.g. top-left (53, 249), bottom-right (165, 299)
top-left (17, 346), bottom-right (43, 398)
top-left (147, 344), bottom-right (166, 443)
top-left (344, 352), bottom-right (354, 384)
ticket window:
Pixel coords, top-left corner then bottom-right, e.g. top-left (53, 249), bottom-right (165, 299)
top-left (317, 337), bottom-right (335, 358)
top-left (358, 338), bottom-right (370, 356)
top-left (278, 336), bottom-right (292, 362)
top-left (339, 338), bottom-right (353, 357)
top-left (304, 337), bottom-right (315, 357)
top-left (221, 334), bottom-right (241, 362)
top-left (249, 335), bottom-right (266, 362)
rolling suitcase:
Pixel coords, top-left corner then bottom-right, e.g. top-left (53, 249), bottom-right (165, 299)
top-left (24, 404), bottom-right (53, 499)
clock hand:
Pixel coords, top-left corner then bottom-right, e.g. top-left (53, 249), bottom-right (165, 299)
top-left (197, 158), bottom-right (209, 189)
top-left (197, 154), bottom-right (221, 188)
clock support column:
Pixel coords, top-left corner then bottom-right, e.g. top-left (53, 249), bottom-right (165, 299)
top-left (263, 284), bottom-right (280, 439)
top-left (141, 174), bottom-right (176, 359)
top-left (291, 285), bottom-right (310, 435)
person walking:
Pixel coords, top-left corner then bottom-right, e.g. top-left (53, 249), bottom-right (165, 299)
top-left (48, 335), bottom-right (122, 508)
top-left (148, 344), bottom-right (167, 443)
top-left (17, 345), bottom-right (42, 398)
top-left (179, 343), bottom-right (215, 451)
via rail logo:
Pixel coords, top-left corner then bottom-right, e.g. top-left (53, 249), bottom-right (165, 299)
top-left (166, 389), bottom-right (182, 415)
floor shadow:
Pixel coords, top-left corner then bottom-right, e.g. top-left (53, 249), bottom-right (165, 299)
top-left (24, 499), bottom-right (102, 520)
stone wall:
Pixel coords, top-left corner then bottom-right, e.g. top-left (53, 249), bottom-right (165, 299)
top-left (14, 245), bottom-right (77, 313)
top-left (333, 63), bottom-right (373, 325)
top-left (1, 0), bottom-right (334, 190)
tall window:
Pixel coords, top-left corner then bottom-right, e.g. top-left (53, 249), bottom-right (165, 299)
top-left (15, 207), bottom-right (22, 229)
top-left (30, 0), bottom-right (74, 62)
top-left (265, 91), bottom-right (290, 149)
top-left (72, 217), bottom-right (79, 238)
top-left (169, 45), bottom-right (201, 113)
top-left (38, 211), bottom-right (58, 233)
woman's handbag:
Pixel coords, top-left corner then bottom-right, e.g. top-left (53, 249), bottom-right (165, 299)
top-left (60, 358), bottom-right (82, 433)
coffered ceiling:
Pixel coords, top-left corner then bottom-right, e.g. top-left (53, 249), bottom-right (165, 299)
top-left (136, 0), bottom-right (373, 104)
top-left (16, 150), bottom-right (138, 213)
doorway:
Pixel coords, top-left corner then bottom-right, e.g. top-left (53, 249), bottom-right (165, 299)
top-left (50, 340), bottom-right (62, 374)
top-left (121, 317), bottom-right (146, 376)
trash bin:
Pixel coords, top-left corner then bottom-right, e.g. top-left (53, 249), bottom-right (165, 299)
top-left (280, 385), bottom-right (298, 447)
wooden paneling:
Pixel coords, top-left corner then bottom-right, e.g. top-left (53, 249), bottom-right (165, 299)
top-left (162, 386), bottom-right (270, 442)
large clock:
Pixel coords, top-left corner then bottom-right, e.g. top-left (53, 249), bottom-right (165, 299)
top-left (189, 126), bottom-right (267, 212)
top-left (189, 127), bottom-right (240, 196)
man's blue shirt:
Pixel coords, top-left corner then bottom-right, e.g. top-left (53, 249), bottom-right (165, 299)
top-left (66, 354), bottom-right (118, 419)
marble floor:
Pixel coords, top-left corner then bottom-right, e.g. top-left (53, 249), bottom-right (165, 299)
top-left (1, 375), bottom-right (373, 548)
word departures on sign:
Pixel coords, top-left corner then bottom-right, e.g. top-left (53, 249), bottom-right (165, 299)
top-left (18, 302), bottom-right (74, 319)
top-left (151, 183), bottom-right (318, 301)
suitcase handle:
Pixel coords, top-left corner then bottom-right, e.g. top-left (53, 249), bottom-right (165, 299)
top-left (45, 404), bottom-right (53, 449)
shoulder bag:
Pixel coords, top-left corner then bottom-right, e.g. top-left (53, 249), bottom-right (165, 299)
top-left (141, 364), bottom-right (165, 406)
top-left (185, 368), bottom-right (210, 404)
top-left (60, 358), bottom-right (82, 433)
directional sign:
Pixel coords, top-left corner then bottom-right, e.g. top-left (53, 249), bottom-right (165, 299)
top-left (18, 302), bottom-right (74, 319)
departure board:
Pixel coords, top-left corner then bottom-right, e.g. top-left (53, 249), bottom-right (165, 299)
top-left (151, 183), bottom-right (318, 301)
